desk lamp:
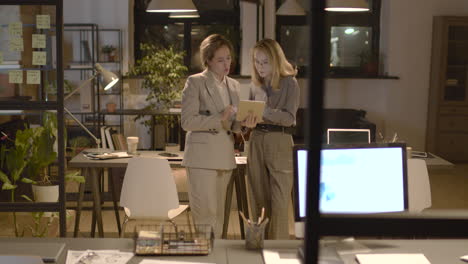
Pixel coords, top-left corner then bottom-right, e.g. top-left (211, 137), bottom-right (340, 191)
top-left (64, 63), bottom-right (119, 153)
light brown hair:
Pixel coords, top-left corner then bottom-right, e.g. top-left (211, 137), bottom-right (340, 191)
top-left (200, 34), bottom-right (234, 69)
top-left (251, 39), bottom-right (296, 90)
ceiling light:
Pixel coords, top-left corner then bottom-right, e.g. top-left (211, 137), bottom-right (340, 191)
top-left (276, 0), bottom-right (306, 16)
top-left (325, 0), bottom-right (369, 12)
top-left (146, 0), bottom-right (197, 13)
top-left (169, 11), bottom-right (199, 18)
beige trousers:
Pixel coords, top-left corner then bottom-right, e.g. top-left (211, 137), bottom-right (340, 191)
top-left (247, 130), bottom-right (293, 239)
top-left (186, 167), bottom-right (231, 238)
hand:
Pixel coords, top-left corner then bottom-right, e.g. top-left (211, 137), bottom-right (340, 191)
top-left (242, 113), bottom-right (258, 128)
top-left (221, 105), bottom-right (236, 121)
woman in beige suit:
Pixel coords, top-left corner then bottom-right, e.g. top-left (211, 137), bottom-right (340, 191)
top-left (181, 34), bottom-right (241, 238)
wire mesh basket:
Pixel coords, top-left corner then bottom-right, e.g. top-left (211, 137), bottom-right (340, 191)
top-left (134, 223), bottom-right (214, 256)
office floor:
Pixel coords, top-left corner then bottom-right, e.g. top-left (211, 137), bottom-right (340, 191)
top-left (0, 164), bottom-right (465, 238)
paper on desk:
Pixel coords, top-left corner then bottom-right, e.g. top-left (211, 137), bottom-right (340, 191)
top-left (140, 260), bottom-right (215, 264)
top-left (235, 156), bottom-right (247, 164)
top-left (262, 250), bottom-right (301, 264)
top-left (355, 253), bottom-right (431, 264)
top-left (66, 250), bottom-right (130, 264)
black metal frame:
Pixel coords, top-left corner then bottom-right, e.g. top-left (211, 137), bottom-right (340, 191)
top-left (276, 0), bottom-right (382, 78)
top-left (305, 0), bottom-right (326, 262)
top-left (96, 28), bottom-right (124, 134)
top-left (305, 1), bottom-right (468, 263)
top-left (133, 1), bottom-right (241, 74)
top-left (0, 0), bottom-right (66, 237)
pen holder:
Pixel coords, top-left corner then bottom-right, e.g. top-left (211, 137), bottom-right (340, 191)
top-left (244, 219), bottom-right (268, 250)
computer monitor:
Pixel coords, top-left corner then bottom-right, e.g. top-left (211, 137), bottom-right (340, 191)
top-left (326, 128), bottom-right (371, 144)
top-left (293, 143), bottom-right (408, 238)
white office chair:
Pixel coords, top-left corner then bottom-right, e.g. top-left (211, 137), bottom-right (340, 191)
top-left (119, 157), bottom-right (190, 237)
top-left (407, 158), bottom-right (432, 213)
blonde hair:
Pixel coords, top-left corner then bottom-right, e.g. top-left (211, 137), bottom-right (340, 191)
top-left (251, 39), bottom-right (296, 90)
top-left (199, 34), bottom-right (234, 69)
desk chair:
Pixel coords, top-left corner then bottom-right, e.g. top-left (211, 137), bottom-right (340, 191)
top-left (407, 158), bottom-right (432, 212)
top-left (119, 157), bottom-right (190, 237)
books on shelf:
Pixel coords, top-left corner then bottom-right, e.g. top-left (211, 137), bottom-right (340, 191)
top-left (102, 126), bottom-right (126, 151)
top-left (112, 133), bottom-right (121, 150)
top-left (117, 133), bottom-right (127, 151)
top-left (105, 127), bottom-right (116, 151)
top-left (100, 126), bottom-right (107, 149)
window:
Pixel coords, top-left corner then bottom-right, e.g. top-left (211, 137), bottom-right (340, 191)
top-left (276, 0), bottom-right (382, 77)
top-left (134, 0), bottom-right (241, 74)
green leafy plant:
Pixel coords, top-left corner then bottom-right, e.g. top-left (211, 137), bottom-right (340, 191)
top-left (26, 112), bottom-right (58, 186)
top-left (0, 125), bottom-right (44, 236)
top-left (101, 44), bottom-right (116, 54)
top-left (0, 113), bottom-right (84, 236)
top-left (358, 50), bottom-right (379, 76)
top-left (126, 43), bottom-right (188, 130)
top-left (69, 136), bottom-right (92, 156)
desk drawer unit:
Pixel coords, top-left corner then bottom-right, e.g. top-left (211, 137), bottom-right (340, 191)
top-left (437, 133), bottom-right (468, 161)
top-left (439, 106), bottom-right (468, 115)
top-left (438, 116), bottom-right (468, 132)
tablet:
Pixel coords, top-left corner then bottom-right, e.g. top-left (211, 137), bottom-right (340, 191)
top-left (236, 100), bottom-right (266, 121)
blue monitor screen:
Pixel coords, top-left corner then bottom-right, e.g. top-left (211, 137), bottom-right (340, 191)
top-left (294, 143), bottom-right (408, 219)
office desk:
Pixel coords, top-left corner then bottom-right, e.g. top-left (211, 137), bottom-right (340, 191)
top-left (68, 151), bottom-right (249, 239)
top-left (3, 238), bottom-right (468, 264)
top-left (419, 152), bottom-right (454, 170)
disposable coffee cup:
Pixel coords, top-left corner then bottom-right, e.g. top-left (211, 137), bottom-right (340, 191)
top-left (127, 137), bottom-right (139, 155)
top-left (406, 147), bottom-right (412, 159)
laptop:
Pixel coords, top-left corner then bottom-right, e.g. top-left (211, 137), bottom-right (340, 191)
top-left (0, 256), bottom-right (44, 264)
top-left (0, 242), bottom-right (65, 263)
top-left (326, 128), bottom-right (371, 144)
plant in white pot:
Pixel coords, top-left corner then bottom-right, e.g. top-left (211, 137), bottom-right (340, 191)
top-left (0, 113), bottom-right (84, 236)
top-left (27, 112), bottom-right (84, 203)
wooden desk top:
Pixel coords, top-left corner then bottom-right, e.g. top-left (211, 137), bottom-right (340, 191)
top-left (68, 150), bottom-right (184, 168)
top-left (2, 237), bottom-right (468, 264)
top-left (416, 152), bottom-right (454, 170)
top-left (68, 150), bottom-right (247, 168)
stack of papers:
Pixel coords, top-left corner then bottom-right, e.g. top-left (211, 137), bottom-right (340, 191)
top-left (355, 253), bottom-right (431, 264)
top-left (84, 152), bottom-right (132, 160)
top-left (66, 250), bottom-right (133, 264)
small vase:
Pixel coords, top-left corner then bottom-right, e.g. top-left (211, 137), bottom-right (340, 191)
top-left (106, 102), bottom-right (117, 113)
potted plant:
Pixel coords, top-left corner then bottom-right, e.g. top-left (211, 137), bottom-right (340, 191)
top-left (27, 112), bottom-right (85, 203)
top-left (69, 136), bottom-right (92, 156)
top-left (0, 114), bottom-right (84, 236)
top-left (0, 124), bottom-right (50, 236)
top-left (125, 43), bottom-right (188, 139)
top-left (101, 44), bottom-right (117, 62)
top-left (359, 50), bottom-right (379, 76)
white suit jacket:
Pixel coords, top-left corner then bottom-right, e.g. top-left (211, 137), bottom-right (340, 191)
top-left (181, 70), bottom-right (241, 170)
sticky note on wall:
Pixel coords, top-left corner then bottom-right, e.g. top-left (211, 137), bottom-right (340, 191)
top-left (33, 51), bottom-right (46, 65)
top-left (32, 51), bottom-right (47, 65)
top-left (9, 38), bottom-right (24, 52)
top-left (36, 15), bottom-right (50, 29)
top-left (8, 22), bottom-right (22, 36)
top-left (27, 70), bottom-right (41, 85)
top-left (32, 34), bottom-right (46, 49)
top-left (9, 70), bottom-right (23, 84)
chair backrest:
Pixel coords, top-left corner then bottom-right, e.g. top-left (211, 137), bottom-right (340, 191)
top-left (119, 157), bottom-right (179, 219)
top-left (407, 158), bottom-right (432, 213)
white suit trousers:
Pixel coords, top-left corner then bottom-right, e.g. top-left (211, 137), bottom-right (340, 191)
top-left (186, 167), bottom-right (231, 238)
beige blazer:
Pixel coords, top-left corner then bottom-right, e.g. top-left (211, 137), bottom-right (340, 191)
top-left (181, 70), bottom-right (241, 170)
